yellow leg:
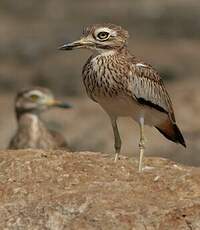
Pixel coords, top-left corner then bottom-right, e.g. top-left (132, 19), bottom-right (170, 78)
top-left (111, 118), bottom-right (121, 162)
top-left (139, 117), bottom-right (145, 172)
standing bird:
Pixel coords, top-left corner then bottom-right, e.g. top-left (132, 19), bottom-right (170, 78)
top-left (59, 23), bottom-right (186, 172)
top-left (9, 87), bottom-right (72, 150)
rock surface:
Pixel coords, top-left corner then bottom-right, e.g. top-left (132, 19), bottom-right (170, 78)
top-left (0, 150), bottom-right (200, 229)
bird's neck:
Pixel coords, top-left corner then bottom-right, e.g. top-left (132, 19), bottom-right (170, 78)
top-left (17, 113), bottom-right (42, 138)
top-left (16, 109), bottom-right (40, 120)
top-left (93, 45), bottom-right (130, 57)
top-left (95, 49), bottom-right (116, 56)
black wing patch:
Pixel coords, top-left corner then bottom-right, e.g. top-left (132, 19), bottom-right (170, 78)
top-left (136, 96), bottom-right (168, 114)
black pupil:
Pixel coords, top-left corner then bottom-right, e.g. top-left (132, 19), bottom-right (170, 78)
top-left (98, 32), bottom-right (108, 39)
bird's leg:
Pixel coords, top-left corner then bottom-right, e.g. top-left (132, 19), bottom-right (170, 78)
top-left (110, 118), bottom-right (121, 162)
top-left (139, 117), bottom-right (145, 172)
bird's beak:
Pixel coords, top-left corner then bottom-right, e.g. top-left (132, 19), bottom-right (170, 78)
top-left (46, 99), bottom-right (72, 109)
top-left (58, 37), bottom-right (93, 50)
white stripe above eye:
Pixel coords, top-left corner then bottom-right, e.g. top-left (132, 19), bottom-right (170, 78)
top-left (26, 90), bottom-right (43, 97)
top-left (95, 27), bottom-right (117, 37)
top-left (136, 63), bottom-right (147, 67)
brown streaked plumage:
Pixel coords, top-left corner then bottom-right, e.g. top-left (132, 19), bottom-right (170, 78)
top-left (59, 23), bottom-right (186, 172)
top-left (9, 87), bottom-right (72, 150)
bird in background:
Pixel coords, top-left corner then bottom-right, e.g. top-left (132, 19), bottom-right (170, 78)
top-left (9, 86), bottom-right (72, 150)
top-left (59, 23), bottom-right (186, 172)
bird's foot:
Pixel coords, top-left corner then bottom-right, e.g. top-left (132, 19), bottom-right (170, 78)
top-left (114, 152), bottom-right (120, 162)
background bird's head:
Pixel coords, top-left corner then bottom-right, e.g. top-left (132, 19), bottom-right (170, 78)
top-left (59, 23), bottom-right (129, 53)
top-left (15, 87), bottom-right (71, 117)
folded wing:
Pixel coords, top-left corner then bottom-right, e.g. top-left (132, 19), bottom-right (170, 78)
top-left (128, 62), bottom-right (186, 147)
top-left (130, 63), bottom-right (175, 122)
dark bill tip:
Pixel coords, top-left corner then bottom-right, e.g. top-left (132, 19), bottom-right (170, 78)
top-left (58, 44), bottom-right (73, 50)
top-left (50, 100), bottom-right (72, 109)
top-left (56, 102), bottom-right (72, 109)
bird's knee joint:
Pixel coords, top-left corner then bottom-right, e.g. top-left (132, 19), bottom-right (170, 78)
top-left (115, 144), bottom-right (121, 153)
top-left (139, 139), bottom-right (145, 149)
top-left (139, 145), bottom-right (145, 150)
top-left (114, 138), bottom-right (121, 151)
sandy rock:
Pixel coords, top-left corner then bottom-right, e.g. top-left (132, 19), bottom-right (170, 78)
top-left (0, 150), bottom-right (200, 229)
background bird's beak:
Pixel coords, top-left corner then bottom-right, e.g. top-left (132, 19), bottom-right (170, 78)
top-left (58, 38), bottom-right (93, 50)
top-left (46, 99), bottom-right (72, 109)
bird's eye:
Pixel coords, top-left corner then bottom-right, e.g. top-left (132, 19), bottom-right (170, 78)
top-left (30, 94), bottom-right (39, 101)
top-left (97, 31), bottom-right (110, 40)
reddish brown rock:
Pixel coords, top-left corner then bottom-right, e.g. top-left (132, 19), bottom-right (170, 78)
top-left (0, 150), bottom-right (200, 229)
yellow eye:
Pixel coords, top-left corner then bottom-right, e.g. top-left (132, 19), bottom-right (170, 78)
top-left (30, 94), bottom-right (39, 101)
top-left (97, 31), bottom-right (109, 40)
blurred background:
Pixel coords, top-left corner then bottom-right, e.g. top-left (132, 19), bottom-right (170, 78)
top-left (0, 0), bottom-right (200, 165)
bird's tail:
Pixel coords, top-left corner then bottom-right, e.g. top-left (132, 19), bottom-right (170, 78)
top-left (155, 119), bottom-right (186, 147)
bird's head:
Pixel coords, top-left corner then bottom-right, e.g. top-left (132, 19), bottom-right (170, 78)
top-left (59, 23), bottom-right (129, 53)
top-left (15, 87), bottom-right (71, 116)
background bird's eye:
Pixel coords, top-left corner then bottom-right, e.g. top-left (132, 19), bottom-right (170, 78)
top-left (97, 31), bottom-right (109, 40)
top-left (30, 94), bottom-right (39, 101)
